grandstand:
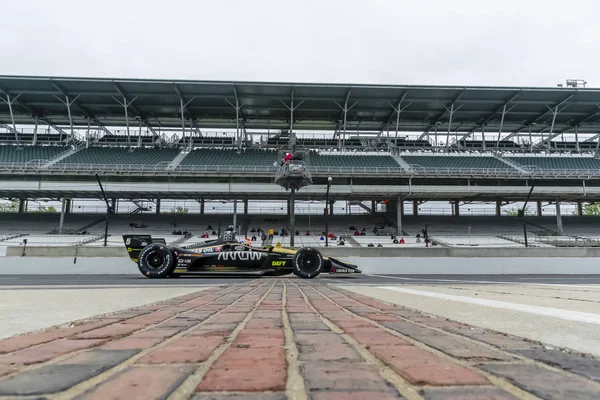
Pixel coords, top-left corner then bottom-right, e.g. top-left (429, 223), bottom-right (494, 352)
top-left (2, 75), bottom-right (600, 248)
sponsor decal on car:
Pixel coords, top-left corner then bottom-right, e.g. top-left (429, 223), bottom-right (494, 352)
top-left (125, 238), bottom-right (131, 245)
top-left (234, 245), bottom-right (245, 251)
top-left (272, 260), bottom-right (286, 266)
top-left (217, 252), bottom-right (263, 261)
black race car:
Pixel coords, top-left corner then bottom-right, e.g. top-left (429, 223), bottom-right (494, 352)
top-left (123, 228), bottom-right (361, 279)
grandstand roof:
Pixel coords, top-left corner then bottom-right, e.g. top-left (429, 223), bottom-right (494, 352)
top-left (2, 75), bottom-right (600, 136)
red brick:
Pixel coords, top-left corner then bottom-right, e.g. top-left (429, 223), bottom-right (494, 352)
top-left (210, 313), bottom-right (247, 323)
top-left (332, 320), bottom-right (374, 331)
top-left (0, 339), bottom-right (106, 366)
top-left (419, 386), bottom-right (520, 400)
top-left (137, 336), bottom-right (223, 364)
top-left (346, 328), bottom-right (411, 346)
top-left (234, 329), bottom-right (284, 348)
top-left (0, 319), bottom-right (113, 354)
top-left (245, 319), bottom-right (283, 329)
top-left (362, 313), bottom-right (400, 322)
top-left (415, 335), bottom-right (513, 361)
top-left (130, 327), bottom-right (183, 339)
top-left (99, 337), bottom-right (162, 351)
top-left (301, 362), bottom-right (393, 392)
top-left (0, 365), bottom-right (15, 378)
top-left (295, 333), bottom-right (360, 362)
top-left (311, 392), bottom-right (400, 400)
top-left (77, 365), bottom-right (193, 399)
top-left (197, 363), bottom-right (286, 392)
top-left (213, 347), bottom-right (286, 368)
top-left (125, 311), bottom-right (176, 325)
top-left (75, 324), bottom-right (145, 340)
top-left (369, 345), bottom-right (488, 386)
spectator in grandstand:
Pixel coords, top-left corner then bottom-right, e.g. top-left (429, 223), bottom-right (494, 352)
top-left (295, 230), bottom-right (300, 235)
top-left (367, 243), bottom-right (374, 247)
top-left (250, 228), bottom-right (256, 233)
top-left (377, 243), bottom-right (383, 247)
top-left (354, 230), bottom-right (360, 236)
top-left (251, 235), bottom-right (257, 241)
top-left (393, 237), bottom-right (398, 244)
top-left (320, 235), bottom-right (324, 241)
top-left (268, 228), bottom-right (274, 239)
top-left (305, 230), bottom-right (310, 236)
top-left (399, 237), bottom-right (405, 244)
top-left (207, 224), bottom-right (213, 230)
top-left (349, 225), bottom-right (356, 230)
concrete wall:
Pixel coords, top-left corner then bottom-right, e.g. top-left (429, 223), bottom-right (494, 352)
top-left (6, 245), bottom-right (600, 258)
top-left (0, 256), bottom-right (597, 275)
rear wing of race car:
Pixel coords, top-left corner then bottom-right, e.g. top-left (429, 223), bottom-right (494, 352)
top-left (122, 235), bottom-right (166, 261)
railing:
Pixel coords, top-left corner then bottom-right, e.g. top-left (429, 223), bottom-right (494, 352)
top-left (0, 161), bottom-right (599, 179)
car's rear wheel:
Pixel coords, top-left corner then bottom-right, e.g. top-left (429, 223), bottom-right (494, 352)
top-left (292, 247), bottom-right (323, 279)
top-left (138, 243), bottom-right (175, 279)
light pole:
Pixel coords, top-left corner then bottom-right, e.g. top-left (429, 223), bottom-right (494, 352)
top-left (325, 177), bottom-right (332, 247)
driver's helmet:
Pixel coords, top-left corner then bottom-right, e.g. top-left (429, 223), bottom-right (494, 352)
top-left (239, 238), bottom-right (252, 246)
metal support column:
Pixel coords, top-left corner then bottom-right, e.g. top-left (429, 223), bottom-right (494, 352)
top-left (495, 104), bottom-right (507, 150)
top-left (397, 197), bottom-right (403, 236)
top-left (138, 118), bottom-right (142, 147)
top-left (575, 125), bottom-right (580, 153)
top-left (482, 125), bottom-right (486, 151)
top-left (537, 201), bottom-right (542, 216)
top-left (244, 199), bottom-right (248, 215)
top-left (413, 201), bottom-right (419, 216)
top-left (371, 200), bottom-right (376, 214)
top-left (232, 199), bottom-right (238, 234)
top-left (577, 201), bottom-right (583, 216)
top-left (290, 189), bottom-right (296, 247)
top-left (547, 105), bottom-right (559, 153)
top-left (555, 200), bottom-right (564, 235)
top-left (65, 199), bottom-right (72, 214)
top-left (156, 199), bottom-right (161, 214)
top-left (453, 201), bottom-right (460, 216)
top-left (112, 96), bottom-right (138, 147)
top-left (280, 91), bottom-right (305, 152)
top-left (53, 94), bottom-right (80, 144)
top-left (200, 199), bottom-right (205, 215)
top-left (496, 201), bottom-right (502, 216)
top-left (329, 201), bottom-right (334, 216)
top-left (33, 116), bottom-right (39, 146)
top-left (444, 103), bottom-right (456, 151)
top-left (59, 198), bottom-right (66, 234)
top-left (0, 93), bottom-right (21, 144)
top-left (18, 199), bottom-right (26, 213)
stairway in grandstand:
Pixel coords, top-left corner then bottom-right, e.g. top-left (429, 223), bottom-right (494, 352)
top-left (393, 155), bottom-right (411, 171)
top-left (492, 154), bottom-right (528, 173)
top-left (43, 143), bottom-right (86, 167)
top-left (167, 149), bottom-right (190, 170)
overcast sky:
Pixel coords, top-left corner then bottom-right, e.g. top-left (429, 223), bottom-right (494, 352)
top-left (1, 0), bottom-right (599, 87)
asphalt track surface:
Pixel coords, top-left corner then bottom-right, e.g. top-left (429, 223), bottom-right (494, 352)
top-left (1, 273), bottom-right (600, 287)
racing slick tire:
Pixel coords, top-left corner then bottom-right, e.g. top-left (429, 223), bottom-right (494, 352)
top-left (292, 247), bottom-right (323, 279)
top-left (137, 243), bottom-right (176, 279)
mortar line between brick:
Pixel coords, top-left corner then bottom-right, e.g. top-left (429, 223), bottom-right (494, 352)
top-left (47, 281), bottom-right (271, 400)
top-left (282, 280), bottom-right (309, 400)
top-left (324, 285), bottom-right (600, 389)
top-left (166, 280), bottom-right (278, 400)
top-left (306, 284), bottom-right (542, 400)
top-left (292, 281), bottom-right (424, 400)
top-left (0, 284), bottom-right (239, 386)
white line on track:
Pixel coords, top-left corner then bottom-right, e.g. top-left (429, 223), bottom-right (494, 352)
top-left (378, 286), bottom-right (600, 325)
top-left (366, 274), bottom-right (600, 289)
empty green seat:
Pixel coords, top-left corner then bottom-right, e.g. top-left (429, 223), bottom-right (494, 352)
top-left (0, 145), bottom-right (66, 163)
top-left (402, 155), bottom-right (509, 169)
top-left (509, 157), bottom-right (600, 170)
top-left (180, 149), bottom-right (279, 166)
top-left (59, 147), bottom-right (180, 165)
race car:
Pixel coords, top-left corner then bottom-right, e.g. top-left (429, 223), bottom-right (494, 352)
top-left (123, 228), bottom-right (361, 279)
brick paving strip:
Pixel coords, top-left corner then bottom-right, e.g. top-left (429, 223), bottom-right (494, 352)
top-left (0, 280), bottom-right (597, 399)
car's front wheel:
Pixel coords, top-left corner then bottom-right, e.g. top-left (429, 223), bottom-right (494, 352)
top-left (292, 247), bottom-right (323, 279)
top-left (137, 243), bottom-right (175, 279)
